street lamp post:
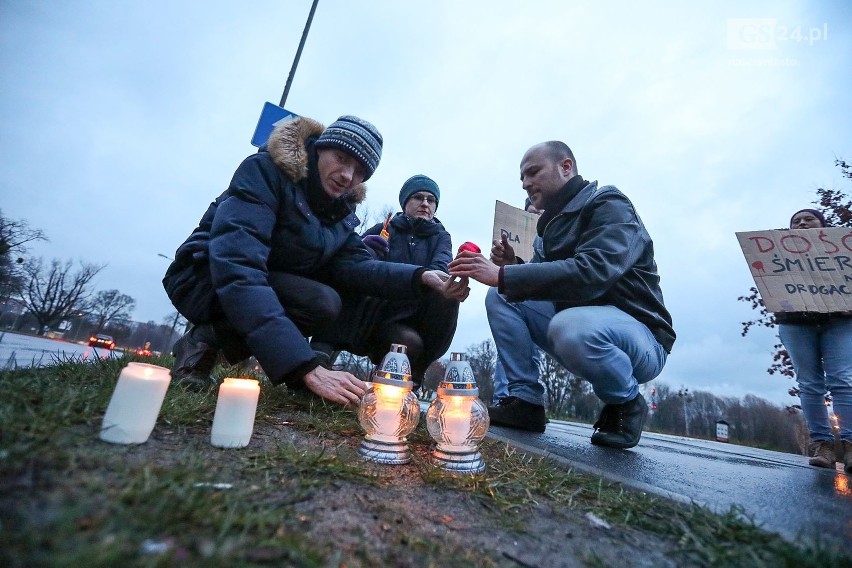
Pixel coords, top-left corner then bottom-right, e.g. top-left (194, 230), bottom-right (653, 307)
top-left (678, 387), bottom-right (694, 437)
top-left (279, 0), bottom-right (320, 108)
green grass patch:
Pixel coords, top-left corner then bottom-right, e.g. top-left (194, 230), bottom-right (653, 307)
top-left (1, 359), bottom-right (850, 567)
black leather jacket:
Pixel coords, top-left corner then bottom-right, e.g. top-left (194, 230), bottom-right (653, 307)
top-left (501, 180), bottom-right (676, 352)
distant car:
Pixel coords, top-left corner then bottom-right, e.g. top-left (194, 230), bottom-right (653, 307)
top-left (134, 347), bottom-right (153, 357)
top-left (88, 334), bottom-right (115, 350)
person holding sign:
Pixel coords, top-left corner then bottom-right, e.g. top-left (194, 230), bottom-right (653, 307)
top-left (310, 175), bottom-right (462, 387)
top-left (776, 208), bottom-right (852, 472)
top-left (491, 199), bottom-right (543, 404)
top-left (450, 141), bottom-right (675, 447)
top-left (163, 117), bottom-right (469, 405)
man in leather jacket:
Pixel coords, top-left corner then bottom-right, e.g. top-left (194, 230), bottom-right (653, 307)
top-left (449, 141), bottom-right (674, 448)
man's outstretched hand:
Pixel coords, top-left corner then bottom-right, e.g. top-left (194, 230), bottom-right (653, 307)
top-left (490, 234), bottom-right (517, 266)
top-left (448, 251), bottom-right (500, 287)
top-left (303, 366), bottom-right (366, 406)
top-left (421, 270), bottom-right (470, 302)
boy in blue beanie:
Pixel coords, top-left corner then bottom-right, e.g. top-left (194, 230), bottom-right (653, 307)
top-left (311, 174), bottom-right (459, 387)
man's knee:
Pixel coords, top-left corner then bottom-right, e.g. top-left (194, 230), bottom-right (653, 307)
top-left (546, 309), bottom-right (602, 365)
top-left (310, 287), bottom-right (342, 325)
top-left (548, 309), bottom-right (591, 343)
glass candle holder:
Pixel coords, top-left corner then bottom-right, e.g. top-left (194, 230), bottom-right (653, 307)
top-left (357, 344), bottom-right (420, 464)
top-left (100, 363), bottom-right (172, 444)
top-left (426, 352), bottom-right (489, 473)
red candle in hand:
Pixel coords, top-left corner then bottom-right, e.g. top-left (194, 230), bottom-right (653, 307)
top-left (457, 242), bottom-right (481, 255)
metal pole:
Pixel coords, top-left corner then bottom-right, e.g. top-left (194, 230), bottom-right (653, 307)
top-left (279, 0), bottom-right (320, 107)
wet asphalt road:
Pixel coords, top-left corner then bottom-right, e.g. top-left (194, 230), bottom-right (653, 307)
top-left (487, 420), bottom-right (852, 545)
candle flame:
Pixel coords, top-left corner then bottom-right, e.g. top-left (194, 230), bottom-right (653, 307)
top-left (223, 377), bottom-right (260, 390)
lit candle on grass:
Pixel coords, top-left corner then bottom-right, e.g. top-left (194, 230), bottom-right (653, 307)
top-left (370, 382), bottom-right (407, 442)
top-left (100, 363), bottom-right (171, 444)
top-left (357, 344), bottom-right (420, 464)
top-left (426, 352), bottom-right (489, 474)
top-left (210, 378), bottom-right (260, 448)
top-left (438, 396), bottom-right (476, 450)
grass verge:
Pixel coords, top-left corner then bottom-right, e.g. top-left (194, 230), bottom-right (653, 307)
top-left (1, 356), bottom-right (849, 567)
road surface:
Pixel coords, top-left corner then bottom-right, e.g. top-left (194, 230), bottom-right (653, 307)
top-left (488, 419), bottom-right (851, 545)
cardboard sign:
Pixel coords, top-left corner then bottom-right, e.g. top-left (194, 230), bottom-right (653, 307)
top-left (736, 227), bottom-right (852, 313)
top-left (492, 201), bottom-right (539, 263)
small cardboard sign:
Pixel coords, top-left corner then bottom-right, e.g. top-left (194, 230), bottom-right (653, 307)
top-left (736, 227), bottom-right (852, 313)
top-left (492, 201), bottom-right (539, 263)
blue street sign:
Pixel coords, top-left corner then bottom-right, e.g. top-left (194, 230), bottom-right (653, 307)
top-left (251, 102), bottom-right (298, 147)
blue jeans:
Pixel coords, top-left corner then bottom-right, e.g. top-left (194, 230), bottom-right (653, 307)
top-left (492, 354), bottom-right (542, 404)
top-left (778, 318), bottom-right (852, 442)
top-left (492, 362), bottom-right (509, 404)
top-left (486, 287), bottom-right (668, 406)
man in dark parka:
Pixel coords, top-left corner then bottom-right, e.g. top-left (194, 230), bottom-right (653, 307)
top-left (163, 116), bottom-right (469, 404)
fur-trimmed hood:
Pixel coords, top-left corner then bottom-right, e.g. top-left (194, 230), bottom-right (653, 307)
top-left (265, 117), bottom-right (367, 204)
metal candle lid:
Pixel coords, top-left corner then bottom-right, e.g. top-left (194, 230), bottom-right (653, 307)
top-left (372, 343), bottom-right (413, 386)
top-left (438, 352), bottom-right (479, 397)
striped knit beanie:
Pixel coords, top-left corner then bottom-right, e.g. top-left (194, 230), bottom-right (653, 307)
top-left (315, 115), bottom-right (383, 180)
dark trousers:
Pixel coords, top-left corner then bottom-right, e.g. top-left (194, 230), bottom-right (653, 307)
top-left (314, 290), bottom-right (459, 383)
top-left (212, 272), bottom-right (341, 363)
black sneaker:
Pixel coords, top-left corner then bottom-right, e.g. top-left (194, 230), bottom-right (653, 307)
top-left (487, 396), bottom-right (547, 433)
top-left (171, 324), bottom-right (220, 390)
top-left (591, 393), bottom-right (648, 449)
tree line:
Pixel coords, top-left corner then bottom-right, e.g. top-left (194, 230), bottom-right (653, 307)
top-left (0, 210), bottom-right (184, 352)
top-left (334, 338), bottom-right (808, 455)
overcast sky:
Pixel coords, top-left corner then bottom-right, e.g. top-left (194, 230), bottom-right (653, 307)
top-left (2, 1), bottom-right (850, 406)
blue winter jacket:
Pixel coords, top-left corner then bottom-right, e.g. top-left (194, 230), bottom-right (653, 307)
top-left (163, 117), bottom-right (424, 385)
top-left (362, 213), bottom-right (453, 271)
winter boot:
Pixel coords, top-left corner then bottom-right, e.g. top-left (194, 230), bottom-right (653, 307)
top-left (171, 324), bottom-right (220, 390)
top-left (808, 440), bottom-right (837, 469)
top-left (591, 393), bottom-right (649, 449)
top-left (487, 396), bottom-right (547, 433)
top-left (843, 440), bottom-right (852, 474)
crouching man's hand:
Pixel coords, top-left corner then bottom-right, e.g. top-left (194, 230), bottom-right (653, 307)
top-left (448, 251), bottom-right (500, 287)
top-left (303, 366), bottom-right (366, 406)
top-left (421, 270), bottom-right (470, 302)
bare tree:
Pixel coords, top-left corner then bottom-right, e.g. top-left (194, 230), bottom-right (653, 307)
top-left (539, 352), bottom-right (589, 418)
top-left (465, 339), bottom-right (498, 403)
top-left (162, 311), bottom-right (188, 352)
top-left (20, 258), bottom-right (104, 334)
top-left (89, 289), bottom-right (136, 333)
top-left (355, 203), bottom-right (396, 235)
top-left (0, 210), bottom-right (47, 297)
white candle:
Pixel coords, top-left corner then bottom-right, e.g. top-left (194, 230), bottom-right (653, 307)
top-left (440, 396), bottom-right (474, 449)
top-left (210, 378), bottom-right (260, 448)
top-left (100, 363), bottom-right (171, 444)
top-left (370, 383), bottom-right (405, 442)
